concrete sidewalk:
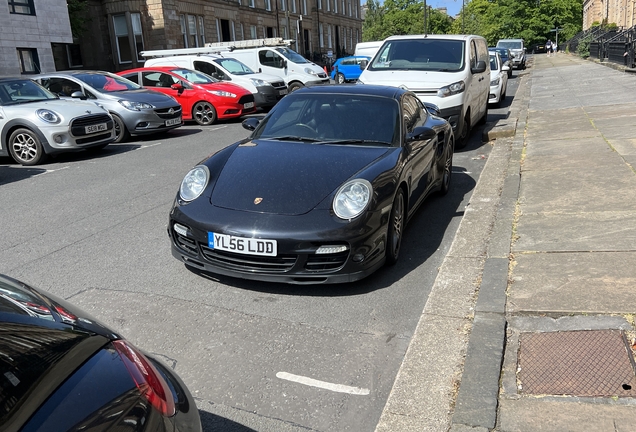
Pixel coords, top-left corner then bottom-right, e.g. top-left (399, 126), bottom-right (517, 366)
top-left (377, 53), bottom-right (636, 431)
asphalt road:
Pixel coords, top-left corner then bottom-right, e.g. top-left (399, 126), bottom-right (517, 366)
top-left (0, 76), bottom-right (519, 432)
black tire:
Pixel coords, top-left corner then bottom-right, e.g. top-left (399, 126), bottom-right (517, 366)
top-left (8, 128), bottom-right (47, 166)
top-left (336, 73), bottom-right (346, 84)
top-left (439, 139), bottom-right (453, 196)
top-left (288, 82), bottom-right (304, 92)
top-left (112, 114), bottom-right (130, 143)
top-left (192, 101), bottom-right (217, 125)
top-left (456, 111), bottom-right (471, 149)
top-left (386, 188), bottom-right (405, 266)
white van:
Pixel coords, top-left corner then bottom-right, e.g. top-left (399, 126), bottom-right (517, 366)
top-left (358, 34), bottom-right (490, 148)
top-left (354, 41), bottom-right (383, 59)
top-left (206, 39), bottom-right (329, 92)
top-left (141, 51), bottom-right (287, 109)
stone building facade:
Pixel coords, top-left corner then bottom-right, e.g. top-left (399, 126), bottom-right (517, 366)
top-left (67, 0), bottom-right (363, 73)
top-left (0, 0), bottom-right (73, 75)
top-left (583, 0), bottom-right (636, 30)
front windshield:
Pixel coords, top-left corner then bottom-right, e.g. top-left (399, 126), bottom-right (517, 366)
top-left (170, 68), bottom-right (219, 83)
top-left (216, 58), bottom-right (255, 75)
top-left (498, 41), bottom-right (522, 50)
top-left (369, 39), bottom-right (465, 72)
top-left (76, 72), bottom-right (140, 93)
top-left (0, 79), bottom-right (57, 105)
top-left (275, 47), bottom-right (309, 64)
top-left (253, 93), bottom-right (399, 145)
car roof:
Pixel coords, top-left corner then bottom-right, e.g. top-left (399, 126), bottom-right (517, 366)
top-left (294, 83), bottom-right (407, 100)
top-left (384, 34), bottom-right (484, 42)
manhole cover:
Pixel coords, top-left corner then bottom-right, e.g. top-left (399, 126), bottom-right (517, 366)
top-left (518, 330), bottom-right (636, 397)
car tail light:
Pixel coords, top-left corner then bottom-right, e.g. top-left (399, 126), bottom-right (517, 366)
top-left (113, 339), bottom-right (176, 417)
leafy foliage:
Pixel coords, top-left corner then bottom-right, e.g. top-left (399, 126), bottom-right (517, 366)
top-left (362, 0), bottom-right (583, 48)
top-left (67, 0), bottom-right (90, 39)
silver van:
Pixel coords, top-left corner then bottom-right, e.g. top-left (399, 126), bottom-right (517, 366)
top-left (358, 34), bottom-right (490, 148)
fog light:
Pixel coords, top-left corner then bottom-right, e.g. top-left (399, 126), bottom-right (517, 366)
top-left (173, 223), bottom-right (189, 237)
top-left (315, 245), bottom-right (349, 254)
top-left (352, 253), bottom-right (365, 262)
top-left (136, 122), bottom-right (148, 128)
top-left (54, 134), bottom-right (64, 144)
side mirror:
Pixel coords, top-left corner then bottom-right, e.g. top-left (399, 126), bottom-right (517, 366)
top-left (471, 60), bottom-right (487, 74)
top-left (502, 65), bottom-right (510, 71)
top-left (242, 117), bottom-right (261, 131)
top-left (423, 102), bottom-right (441, 117)
top-left (171, 83), bottom-right (184, 93)
top-left (359, 60), bottom-right (368, 70)
top-left (70, 91), bottom-right (86, 100)
top-left (406, 126), bottom-right (436, 143)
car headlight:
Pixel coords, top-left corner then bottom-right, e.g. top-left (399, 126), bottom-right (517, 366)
top-left (208, 90), bottom-right (236, 98)
top-left (437, 81), bottom-right (465, 98)
top-left (304, 67), bottom-right (319, 76)
top-left (490, 77), bottom-right (500, 86)
top-left (36, 109), bottom-right (61, 124)
top-left (250, 78), bottom-right (271, 87)
top-left (180, 165), bottom-right (209, 202)
top-left (333, 179), bottom-right (372, 220)
top-left (119, 100), bottom-right (153, 111)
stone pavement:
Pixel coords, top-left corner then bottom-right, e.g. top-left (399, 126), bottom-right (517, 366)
top-left (376, 53), bottom-right (636, 431)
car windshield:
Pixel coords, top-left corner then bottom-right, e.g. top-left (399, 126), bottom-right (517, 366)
top-left (274, 47), bottom-right (309, 64)
top-left (369, 39), bottom-right (465, 72)
top-left (0, 79), bottom-right (57, 105)
top-left (216, 58), bottom-right (256, 75)
top-left (489, 55), bottom-right (498, 71)
top-left (253, 93), bottom-right (399, 146)
top-left (75, 73), bottom-right (140, 93)
top-left (498, 41), bottom-right (522, 50)
top-left (170, 68), bottom-right (219, 83)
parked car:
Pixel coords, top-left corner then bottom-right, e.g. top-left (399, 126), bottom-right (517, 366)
top-left (330, 56), bottom-right (371, 83)
top-left (0, 77), bottom-right (115, 166)
top-left (35, 71), bottom-right (183, 143)
top-left (488, 52), bottom-right (509, 107)
top-left (0, 273), bottom-right (202, 432)
top-left (496, 38), bottom-right (526, 70)
top-left (358, 34), bottom-right (490, 149)
top-left (489, 46), bottom-right (513, 77)
top-left (119, 67), bottom-right (256, 125)
top-left (168, 85), bottom-right (454, 284)
top-left (142, 52), bottom-right (288, 109)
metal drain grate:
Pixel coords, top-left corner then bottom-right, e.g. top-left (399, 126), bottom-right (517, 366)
top-left (518, 330), bottom-right (636, 397)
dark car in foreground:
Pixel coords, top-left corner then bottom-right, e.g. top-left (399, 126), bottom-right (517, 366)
top-left (168, 85), bottom-right (454, 284)
top-left (0, 273), bottom-right (202, 432)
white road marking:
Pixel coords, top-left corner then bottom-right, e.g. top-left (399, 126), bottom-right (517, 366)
top-left (276, 372), bottom-right (370, 395)
top-left (42, 166), bottom-right (70, 174)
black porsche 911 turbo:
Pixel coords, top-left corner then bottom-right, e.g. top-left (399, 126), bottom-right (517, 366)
top-left (168, 84), bottom-right (454, 284)
top-left (0, 274), bottom-right (202, 432)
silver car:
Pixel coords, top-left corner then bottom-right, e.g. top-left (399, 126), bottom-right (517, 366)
top-left (0, 77), bottom-right (115, 166)
top-left (35, 71), bottom-right (183, 143)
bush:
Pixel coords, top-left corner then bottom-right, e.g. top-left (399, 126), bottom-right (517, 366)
top-left (577, 35), bottom-right (591, 58)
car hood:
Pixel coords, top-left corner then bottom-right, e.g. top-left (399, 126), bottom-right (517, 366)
top-left (0, 99), bottom-right (107, 121)
top-left (253, 72), bottom-right (285, 84)
top-left (100, 88), bottom-right (177, 105)
top-left (360, 70), bottom-right (465, 91)
top-left (197, 81), bottom-right (251, 96)
top-left (210, 139), bottom-right (390, 215)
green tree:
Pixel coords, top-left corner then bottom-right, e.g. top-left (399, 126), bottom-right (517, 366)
top-left (67, 0), bottom-right (89, 39)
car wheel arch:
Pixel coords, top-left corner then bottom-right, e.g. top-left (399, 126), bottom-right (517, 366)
top-left (2, 119), bottom-right (52, 154)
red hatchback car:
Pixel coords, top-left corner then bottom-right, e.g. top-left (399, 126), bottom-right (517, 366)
top-left (118, 67), bottom-right (256, 125)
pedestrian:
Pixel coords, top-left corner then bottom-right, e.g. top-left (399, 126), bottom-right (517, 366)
top-left (546, 40), bottom-right (552, 57)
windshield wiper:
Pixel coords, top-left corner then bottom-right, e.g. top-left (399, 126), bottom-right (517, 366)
top-left (319, 139), bottom-right (391, 146)
top-left (268, 135), bottom-right (322, 143)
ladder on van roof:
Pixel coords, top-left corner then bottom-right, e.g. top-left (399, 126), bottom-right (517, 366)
top-left (139, 38), bottom-right (295, 58)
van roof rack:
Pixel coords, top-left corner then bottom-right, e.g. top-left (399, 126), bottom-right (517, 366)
top-left (140, 38), bottom-right (296, 58)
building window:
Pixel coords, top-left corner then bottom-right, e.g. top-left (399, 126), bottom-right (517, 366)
top-left (327, 0), bottom-right (330, 12)
top-left (347, 0), bottom-right (351, 16)
top-left (328, 25), bottom-right (332, 49)
top-left (180, 14), bottom-right (205, 48)
top-left (66, 44), bottom-right (83, 68)
top-left (265, 0), bottom-right (271, 11)
top-left (17, 48), bottom-right (40, 74)
top-left (240, 23), bottom-right (245, 40)
top-left (281, 25), bottom-right (288, 39)
top-left (334, 0), bottom-right (337, 14)
top-left (319, 23), bottom-right (324, 48)
top-left (291, 0), bottom-right (296, 13)
top-left (250, 25), bottom-right (257, 39)
top-left (249, 0), bottom-right (254, 7)
top-left (317, 0), bottom-right (322, 9)
top-left (281, 0), bottom-right (286, 11)
top-left (302, 0), bottom-right (307, 14)
top-left (113, 13), bottom-right (144, 64)
top-left (9, 0), bottom-right (34, 15)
